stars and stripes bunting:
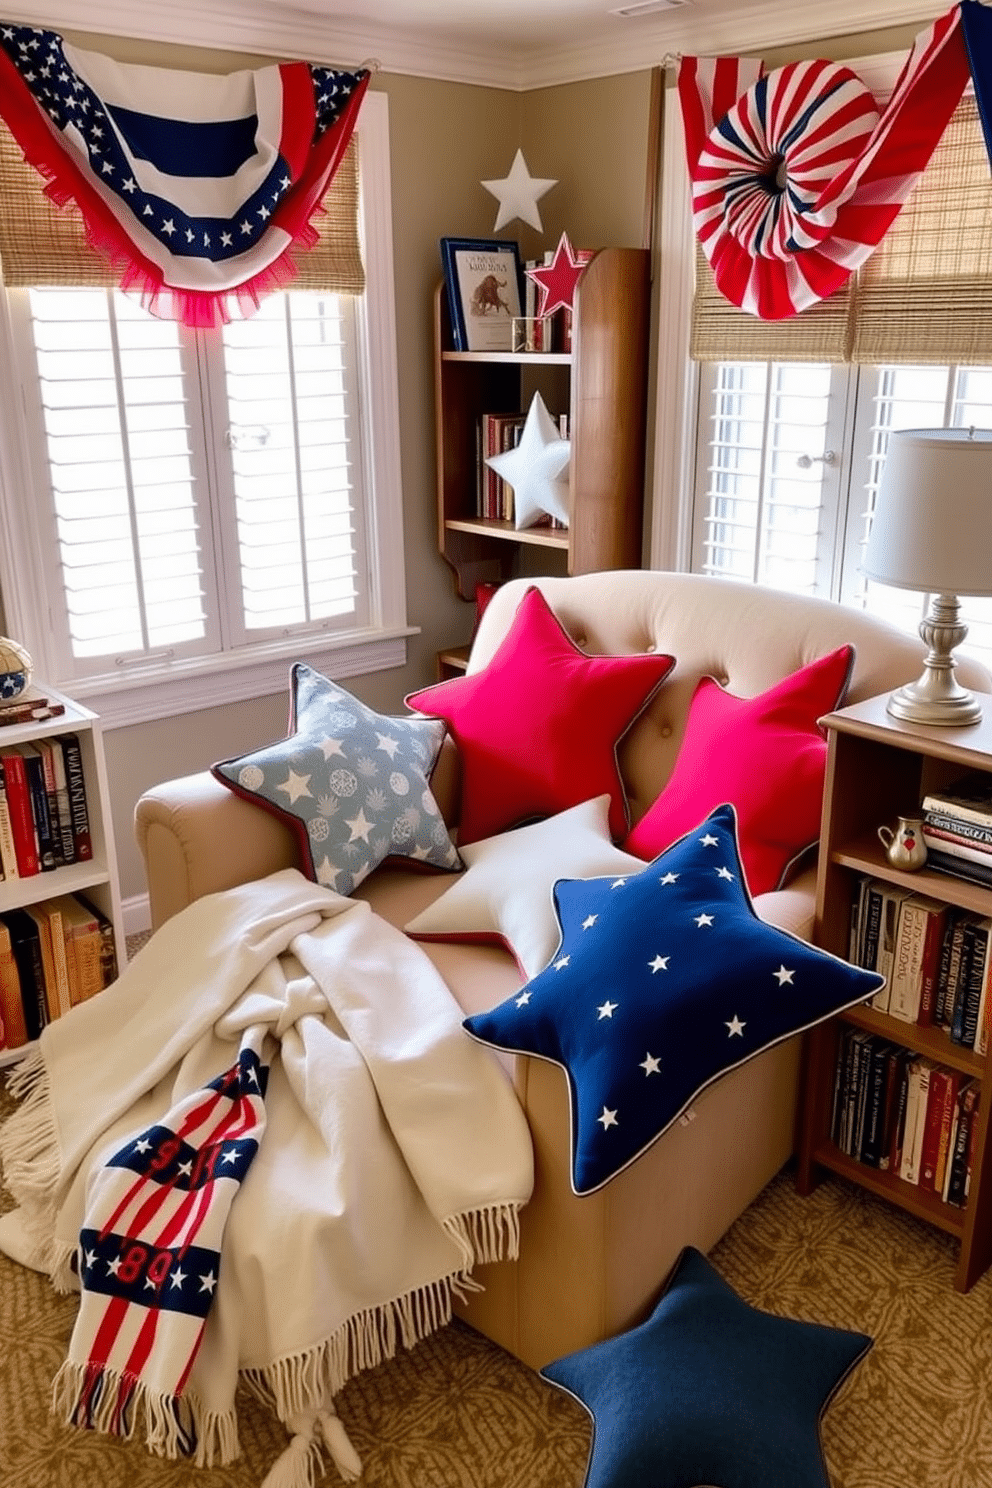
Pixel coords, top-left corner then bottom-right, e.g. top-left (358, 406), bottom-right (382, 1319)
top-left (677, 3), bottom-right (973, 318)
top-left (0, 21), bottom-right (369, 327)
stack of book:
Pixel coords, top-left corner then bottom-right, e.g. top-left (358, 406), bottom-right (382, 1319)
top-left (831, 1029), bottom-right (978, 1206)
top-left (0, 733), bottom-right (92, 881)
top-left (0, 892), bottom-right (117, 1050)
top-left (922, 774), bottom-right (992, 887)
top-left (849, 874), bottom-right (992, 1053)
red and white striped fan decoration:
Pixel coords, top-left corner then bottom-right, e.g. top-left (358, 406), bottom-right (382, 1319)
top-left (677, 4), bottom-right (971, 319)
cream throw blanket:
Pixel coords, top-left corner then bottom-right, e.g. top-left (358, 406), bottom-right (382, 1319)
top-left (0, 869), bottom-right (534, 1484)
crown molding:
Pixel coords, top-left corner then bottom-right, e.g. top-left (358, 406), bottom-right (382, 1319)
top-left (0, 0), bottom-right (952, 87)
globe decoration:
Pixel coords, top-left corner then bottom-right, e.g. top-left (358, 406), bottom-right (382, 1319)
top-left (0, 637), bottom-right (33, 701)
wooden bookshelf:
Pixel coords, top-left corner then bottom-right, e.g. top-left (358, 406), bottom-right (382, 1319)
top-left (796, 692), bottom-right (992, 1290)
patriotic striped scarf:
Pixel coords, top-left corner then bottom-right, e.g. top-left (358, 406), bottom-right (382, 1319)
top-left (677, 1), bottom-right (992, 319)
top-left (0, 21), bottom-right (369, 327)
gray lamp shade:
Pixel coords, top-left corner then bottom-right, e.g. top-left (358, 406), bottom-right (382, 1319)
top-left (862, 427), bottom-right (992, 597)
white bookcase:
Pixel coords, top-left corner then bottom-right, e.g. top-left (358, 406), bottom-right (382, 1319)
top-left (0, 682), bottom-right (124, 1068)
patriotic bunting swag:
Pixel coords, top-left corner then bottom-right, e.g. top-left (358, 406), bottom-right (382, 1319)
top-left (0, 22), bottom-right (370, 327)
top-left (678, 0), bottom-right (992, 320)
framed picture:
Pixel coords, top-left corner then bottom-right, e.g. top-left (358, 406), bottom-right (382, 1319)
top-left (440, 237), bottom-right (523, 352)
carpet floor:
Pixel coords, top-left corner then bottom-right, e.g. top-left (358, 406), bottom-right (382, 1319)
top-left (3, 1073), bottom-right (992, 1487)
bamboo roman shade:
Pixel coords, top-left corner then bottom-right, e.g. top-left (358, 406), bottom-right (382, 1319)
top-left (0, 122), bottom-right (364, 294)
top-left (690, 94), bottom-right (992, 365)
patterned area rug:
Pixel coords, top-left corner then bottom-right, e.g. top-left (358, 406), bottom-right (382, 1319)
top-left (3, 1067), bottom-right (992, 1487)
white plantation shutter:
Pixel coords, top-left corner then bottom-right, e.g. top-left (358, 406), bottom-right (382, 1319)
top-left (692, 362), bottom-right (846, 595)
top-left (14, 287), bottom-right (217, 671)
top-left (211, 292), bottom-right (367, 640)
top-left (841, 363), bottom-right (992, 661)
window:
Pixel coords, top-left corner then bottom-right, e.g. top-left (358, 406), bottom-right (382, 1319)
top-left (652, 51), bottom-right (992, 674)
top-left (691, 360), bottom-right (992, 670)
top-left (0, 91), bottom-right (407, 727)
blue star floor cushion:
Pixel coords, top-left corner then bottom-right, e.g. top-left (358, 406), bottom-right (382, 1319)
top-left (541, 1245), bottom-right (872, 1488)
top-left (464, 803), bottom-right (884, 1195)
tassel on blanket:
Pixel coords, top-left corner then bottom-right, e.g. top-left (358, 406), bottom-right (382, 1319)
top-left (262, 1393), bottom-right (362, 1488)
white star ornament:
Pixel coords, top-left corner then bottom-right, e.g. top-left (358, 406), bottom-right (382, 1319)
top-left (486, 391), bottom-right (570, 529)
top-left (481, 147), bottom-right (557, 232)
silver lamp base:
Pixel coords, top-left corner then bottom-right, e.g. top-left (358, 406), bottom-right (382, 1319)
top-left (886, 593), bottom-right (983, 728)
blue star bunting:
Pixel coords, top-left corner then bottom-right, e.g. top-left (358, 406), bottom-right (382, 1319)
top-left (464, 803), bottom-right (884, 1195)
top-left (541, 1245), bottom-right (872, 1488)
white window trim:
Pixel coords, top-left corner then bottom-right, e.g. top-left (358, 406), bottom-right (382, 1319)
top-left (649, 48), bottom-right (904, 573)
top-left (0, 88), bottom-right (413, 729)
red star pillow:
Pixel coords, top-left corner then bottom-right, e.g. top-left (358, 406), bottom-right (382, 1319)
top-left (623, 645), bottom-right (854, 897)
top-left (406, 586), bottom-right (675, 846)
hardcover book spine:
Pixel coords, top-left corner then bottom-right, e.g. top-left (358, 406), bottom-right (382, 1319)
top-left (60, 733), bottom-right (92, 862)
top-left (860, 1038), bottom-right (891, 1168)
top-left (945, 1083), bottom-right (977, 1207)
top-left (887, 902), bottom-right (925, 1022)
top-left (0, 920), bottom-right (27, 1048)
top-left (950, 922), bottom-right (977, 1044)
top-left (919, 1067), bottom-right (953, 1191)
top-left (0, 759), bottom-right (19, 881)
top-left (0, 750), bottom-right (39, 876)
top-left (917, 903), bottom-right (949, 1027)
top-left (37, 740), bottom-right (67, 868)
top-left (18, 746), bottom-right (56, 872)
top-left (959, 920), bottom-right (990, 1049)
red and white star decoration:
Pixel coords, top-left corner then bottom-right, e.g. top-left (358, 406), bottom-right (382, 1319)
top-left (525, 231), bottom-right (592, 318)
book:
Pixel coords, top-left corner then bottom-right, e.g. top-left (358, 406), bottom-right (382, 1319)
top-left (920, 1066), bottom-right (957, 1192)
top-left (875, 885), bottom-right (915, 1016)
top-left (36, 738), bottom-right (74, 867)
top-left (857, 878), bottom-right (887, 1009)
top-left (923, 827), bottom-right (992, 867)
top-left (926, 847), bottom-right (992, 889)
top-left (60, 733), bottom-right (93, 861)
top-left (899, 1058), bottom-right (932, 1186)
top-left (16, 743), bottom-right (57, 872)
top-left (932, 1068), bottom-right (961, 1198)
top-left (0, 747), bottom-right (39, 876)
top-left (0, 917), bottom-right (27, 1048)
top-left (851, 1031), bottom-right (875, 1160)
top-left (77, 893), bottom-right (118, 993)
top-left (945, 1081), bottom-right (978, 1207)
top-left (879, 1046), bottom-right (909, 1172)
top-left (859, 1038), bottom-right (893, 1168)
top-left (0, 692), bottom-right (66, 728)
top-left (888, 894), bottom-right (945, 1022)
top-left (938, 914), bottom-right (971, 1032)
top-left (831, 1026), bottom-right (856, 1148)
top-left (0, 908), bottom-right (48, 1041)
top-left (922, 816), bottom-right (992, 853)
top-left (24, 903), bottom-right (60, 1023)
top-left (888, 1053), bottom-right (912, 1176)
top-left (955, 916), bottom-right (991, 1048)
top-left (922, 773), bottom-right (992, 828)
top-left (0, 757), bottom-right (19, 881)
top-left (949, 919), bottom-right (978, 1044)
top-left (49, 894), bottom-right (103, 1005)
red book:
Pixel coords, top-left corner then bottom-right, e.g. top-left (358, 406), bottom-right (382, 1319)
top-left (920, 1067), bottom-right (956, 1191)
top-left (0, 747), bottom-right (39, 876)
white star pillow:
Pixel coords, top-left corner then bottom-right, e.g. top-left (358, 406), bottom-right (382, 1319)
top-left (486, 391), bottom-right (570, 529)
top-left (404, 795), bottom-right (643, 978)
top-left (481, 147), bottom-right (557, 232)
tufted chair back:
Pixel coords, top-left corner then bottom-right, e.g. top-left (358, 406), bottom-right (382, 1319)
top-left (467, 571), bottom-right (992, 833)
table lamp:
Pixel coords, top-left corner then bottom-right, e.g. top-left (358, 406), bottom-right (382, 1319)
top-left (862, 426), bottom-right (992, 727)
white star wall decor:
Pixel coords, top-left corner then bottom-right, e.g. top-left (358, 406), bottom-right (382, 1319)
top-left (481, 148), bottom-right (557, 232)
top-left (486, 391), bottom-right (570, 530)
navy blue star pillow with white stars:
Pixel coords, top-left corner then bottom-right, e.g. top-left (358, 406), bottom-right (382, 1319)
top-left (213, 663), bottom-right (461, 896)
top-left (541, 1244), bottom-right (872, 1488)
top-left (464, 803), bottom-right (883, 1195)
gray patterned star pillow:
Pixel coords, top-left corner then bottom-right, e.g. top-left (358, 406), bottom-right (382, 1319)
top-left (212, 664), bottom-right (462, 895)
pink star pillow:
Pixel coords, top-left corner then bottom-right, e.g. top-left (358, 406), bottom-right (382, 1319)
top-left (623, 645), bottom-right (854, 897)
top-left (406, 586), bottom-right (675, 846)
